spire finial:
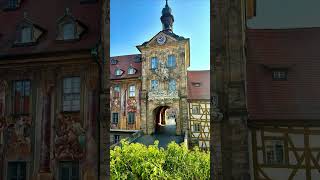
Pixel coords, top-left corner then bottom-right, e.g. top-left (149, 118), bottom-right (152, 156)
top-left (166, 0), bottom-right (168, 6)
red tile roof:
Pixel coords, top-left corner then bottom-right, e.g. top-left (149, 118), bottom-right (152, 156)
top-left (0, 0), bottom-right (100, 58)
top-left (110, 54), bottom-right (142, 80)
top-left (247, 28), bottom-right (320, 120)
top-left (187, 70), bottom-right (210, 100)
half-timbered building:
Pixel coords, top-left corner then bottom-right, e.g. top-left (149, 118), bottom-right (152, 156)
top-left (187, 70), bottom-right (210, 149)
top-left (0, 0), bottom-right (102, 179)
top-left (247, 28), bottom-right (320, 180)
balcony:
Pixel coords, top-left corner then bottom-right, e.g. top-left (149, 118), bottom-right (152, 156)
top-left (148, 90), bottom-right (179, 101)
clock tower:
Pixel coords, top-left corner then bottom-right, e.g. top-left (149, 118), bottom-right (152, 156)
top-left (136, 1), bottom-right (190, 135)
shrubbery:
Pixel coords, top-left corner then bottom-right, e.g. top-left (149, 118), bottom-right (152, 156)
top-left (110, 140), bottom-right (210, 180)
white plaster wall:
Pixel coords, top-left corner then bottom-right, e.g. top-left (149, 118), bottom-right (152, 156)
top-left (289, 134), bottom-right (304, 148)
top-left (309, 135), bottom-right (320, 148)
top-left (262, 168), bottom-right (291, 180)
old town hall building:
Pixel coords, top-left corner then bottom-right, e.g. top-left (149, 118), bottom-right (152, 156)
top-left (110, 2), bottom-right (210, 149)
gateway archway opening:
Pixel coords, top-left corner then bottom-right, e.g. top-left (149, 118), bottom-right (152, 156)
top-left (154, 106), bottom-right (176, 135)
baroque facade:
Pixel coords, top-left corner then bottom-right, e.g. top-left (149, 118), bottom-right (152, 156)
top-left (0, 0), bottom-right (104, 179)
top-left (110, 2), bottom-right (210, 149)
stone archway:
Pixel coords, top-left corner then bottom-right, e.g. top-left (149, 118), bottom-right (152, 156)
top-left (153, 106), bottom-right (177, 135)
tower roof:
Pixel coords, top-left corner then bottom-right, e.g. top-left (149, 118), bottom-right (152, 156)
top-left (160, 0), bottom-right (174, 32)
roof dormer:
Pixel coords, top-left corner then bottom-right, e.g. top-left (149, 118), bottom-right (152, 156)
top-left (14, 12), bottom-right (45, 46)
top-left (56, 8), bottom-right (87, 41)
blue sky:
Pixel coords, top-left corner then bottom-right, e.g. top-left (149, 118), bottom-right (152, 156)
top-left (110, 0), bottom-right (210, 70)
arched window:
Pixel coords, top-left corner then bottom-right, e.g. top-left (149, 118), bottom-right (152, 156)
top-left (21, 27), bottom-right (32, 43)
top-left (150, 57), bottom-right (158, 70)
top-left (167, 55), bottom-right (176, 68)
top-left (63, 22), bottom-right (75, 40)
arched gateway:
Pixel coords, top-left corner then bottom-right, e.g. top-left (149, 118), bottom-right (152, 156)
top-left (136, 1), bottom-right (190, 136)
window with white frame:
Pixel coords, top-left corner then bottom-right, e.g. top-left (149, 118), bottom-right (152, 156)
top-left (129, 85), bottom-right (135, 97)
top-left (168, 79), bottom-right (176, 91)
top-left (59, 161), bottom-right (79, 180)
top-left (62, 22), bottom-right (75, 40)
top-left (151, 80), bottom-right (159, 90)
top-left (150, 57), bottom-right (158, 70)
top-left (63, 77), bottom-right (80, 112)
top-left (128, 67), bottom-right (136, 75)
top-left (265, 139), bottom-right (285, 165)
top-left (21, 27), bottom-right (32, 43)
top-left (7, 161), bottom-right (27, 180)
top-left (167, 55), bottom-right (176, 68)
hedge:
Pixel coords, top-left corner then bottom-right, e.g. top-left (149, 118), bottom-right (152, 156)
top-left (110, 140), bottom-right (210, 180)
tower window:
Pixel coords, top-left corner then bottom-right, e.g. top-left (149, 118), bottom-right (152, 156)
top-left (272, 70), bottom-right (287, 80)
top-left (62, 22), bottom-right (75, 40)
top-left (151, 80), bottom-right (159, 90)
top-left (7, 0), bottom-right (19, 9)
top-left (192, 82), bottom-right (201, 87)
top-left (167, 55), bottom-right (176, 68)
top-left (151, 57), bottom-right (158, 70)
top-left (129, 85), bottom-right (135, 97)
top-left (168, 79), bottom-right (176, 91)
top-left (21, 27), bottom-right (32, 43)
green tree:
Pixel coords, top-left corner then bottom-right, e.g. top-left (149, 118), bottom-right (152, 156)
top-left (110, 140), bottom-right (210, 180)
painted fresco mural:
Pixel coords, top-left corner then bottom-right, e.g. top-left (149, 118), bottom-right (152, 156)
top-left (54, 113), bottom-right (86, 160)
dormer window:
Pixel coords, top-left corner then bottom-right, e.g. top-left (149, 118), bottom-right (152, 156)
top-left (21, 26), bottom-right (32, 43)
top-left (56, 8), bottom-right (86, 41)
top-left (62, 22), bottom-right (75, 40)
top-left (14, 15), bottom-right (44, 45)
top-left (111, 59), bottom-right (118, 65)
top-left (128, 67), bottom-right (136, 75)
top-left (115, 69), bottom-right (123, 76)
top-left (272, 70), bottom-right (287, 81)
top-left (192, 82), bottom-right (201, 87)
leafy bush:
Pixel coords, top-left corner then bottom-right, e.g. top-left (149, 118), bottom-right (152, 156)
top-left (110, 140), bottom-right (210, 180)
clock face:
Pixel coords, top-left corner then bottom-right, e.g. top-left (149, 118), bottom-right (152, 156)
top-left (157, 34), bottom-right (166, 45)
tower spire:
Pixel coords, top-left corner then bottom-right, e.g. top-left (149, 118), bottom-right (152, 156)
top-left (161, 0), bottom-right (174, 32)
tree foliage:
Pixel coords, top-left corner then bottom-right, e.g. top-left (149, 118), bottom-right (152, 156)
top-left (110, 140), bottom-right (210, 180)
